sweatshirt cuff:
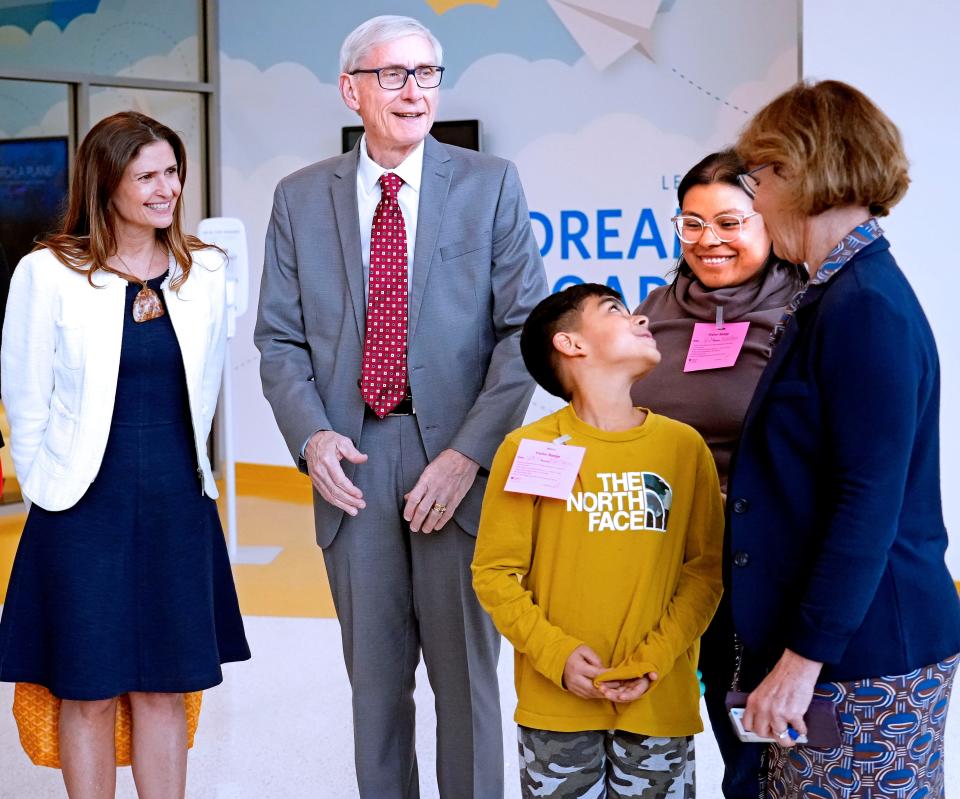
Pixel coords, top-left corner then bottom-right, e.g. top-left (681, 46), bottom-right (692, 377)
top-left (542, 637), bottom-right (585, 690)
top-left (594, 660), bottom-right (658, 686)
top-left (599, 641), bottom-right (672, 697)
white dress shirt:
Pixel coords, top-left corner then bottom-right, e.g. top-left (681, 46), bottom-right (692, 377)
top-left (299, 136), bottom-right (426, 456)
top-left (356, 133), bottom-right (423, 294)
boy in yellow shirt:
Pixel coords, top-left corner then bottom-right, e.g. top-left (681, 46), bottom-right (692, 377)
top-left (472, 283), bottom-right (724, 797)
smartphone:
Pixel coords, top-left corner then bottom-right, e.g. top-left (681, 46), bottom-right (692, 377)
top-left (728, 706), bottom-right (808, 744)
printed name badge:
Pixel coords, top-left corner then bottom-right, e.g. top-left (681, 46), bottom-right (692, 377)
top-left (505, 438), bottom-right (586, 500)
top-left (683, 321), bottom-right (750, 372)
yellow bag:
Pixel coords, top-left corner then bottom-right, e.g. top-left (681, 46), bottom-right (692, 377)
top-left (12, 683), bottom-right (203, 768)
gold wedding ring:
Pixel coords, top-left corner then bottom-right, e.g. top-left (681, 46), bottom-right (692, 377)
top-left (432, 502), bottom-right (447, 515)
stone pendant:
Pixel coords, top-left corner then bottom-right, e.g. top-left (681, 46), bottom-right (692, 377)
top-left (132, 286), bottom-right (165, 323)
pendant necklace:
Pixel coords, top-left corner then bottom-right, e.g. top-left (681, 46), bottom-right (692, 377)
top-left (116, 245), bottom-right (166, 323)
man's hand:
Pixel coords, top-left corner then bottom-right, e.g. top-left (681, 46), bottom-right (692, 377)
top-left (305, 430), bottom-right (368, 515)
top-left (597, 672), bottom-right (658, 704)
top-left (561, 645), bottom-right (607, 700)
top-left (403, 449), bottom-right (479, 534)
top-left (743, 648), bottom-right (822, 747)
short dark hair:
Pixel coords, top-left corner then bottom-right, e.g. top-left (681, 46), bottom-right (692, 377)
top-left (677, 149), bottom-right (745, 207)
top-left (520, 283), bottom-right (622, 400)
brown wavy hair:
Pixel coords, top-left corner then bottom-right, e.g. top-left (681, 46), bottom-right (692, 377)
top-left (735, 80), bottom-right (909, 217)
top-left (37, 111), bottom-right (208, 290)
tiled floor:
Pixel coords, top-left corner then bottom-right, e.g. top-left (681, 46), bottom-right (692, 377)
top-left (1, 617), bottom-right (731, 799)
top-left (0, 472), bottom-right (958, 798)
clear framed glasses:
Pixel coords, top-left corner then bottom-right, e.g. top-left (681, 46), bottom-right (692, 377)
top-left (671, 212), bottom-right (759, 244)
top-left (737, 163), bottom-right (772, 198)
top-left (349, 65), bottom-right (445, 90)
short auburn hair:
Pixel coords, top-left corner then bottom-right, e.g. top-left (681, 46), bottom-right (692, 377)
top-left (736, 80), bottom-right (909, 217)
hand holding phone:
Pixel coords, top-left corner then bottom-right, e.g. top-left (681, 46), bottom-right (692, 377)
top-left (725, 690), bottom-right (841, 747)
top-left (728, 706), bottom-right (807, 744)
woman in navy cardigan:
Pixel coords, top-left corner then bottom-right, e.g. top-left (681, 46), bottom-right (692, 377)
top-left (728, 80), bottom-right (960, 797)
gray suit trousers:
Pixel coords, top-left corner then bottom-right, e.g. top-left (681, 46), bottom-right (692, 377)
top-left (322, 412), bottom-right (503, 799)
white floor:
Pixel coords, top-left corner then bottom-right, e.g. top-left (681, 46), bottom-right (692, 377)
top-left (0, 615), bottom-right (956, 798)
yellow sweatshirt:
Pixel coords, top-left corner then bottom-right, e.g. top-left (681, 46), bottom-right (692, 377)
top-left (472, 405), bottom-right (723, 736)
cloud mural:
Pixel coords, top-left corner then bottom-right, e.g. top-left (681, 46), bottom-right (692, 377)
top-left (216, 27), bottom-right (797, 462)
top-left (0, 0), bottom-right (100, 33)
top-left (0, 0), bottom-right (799, 465)
top-left (0, 0), bottom-right (199, 78)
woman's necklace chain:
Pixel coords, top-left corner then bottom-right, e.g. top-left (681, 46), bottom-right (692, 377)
top-left (114, 243), bottom-right (166, 324)
top-left (115, 242), bottom-right (160, 284)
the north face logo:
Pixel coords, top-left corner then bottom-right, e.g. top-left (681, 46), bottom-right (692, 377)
top-left (567, 471), bottom-right (672, 532)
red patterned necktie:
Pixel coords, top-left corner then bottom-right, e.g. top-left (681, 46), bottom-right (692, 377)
top-left (360, 172), bottom-right (408, 417)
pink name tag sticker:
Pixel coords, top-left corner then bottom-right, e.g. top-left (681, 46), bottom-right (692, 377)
top-left (504, 438), bottom-right (586, 500)
top-left (683, 321), bottom-right (750, 372)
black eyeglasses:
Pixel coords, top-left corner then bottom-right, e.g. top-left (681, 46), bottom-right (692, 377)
top-left (349, 65), bottom-right (445, 90)
top-left (737, 163), bottom-right (772, 198)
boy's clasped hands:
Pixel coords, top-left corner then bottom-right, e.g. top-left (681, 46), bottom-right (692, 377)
top-left (562, 644), bottom-right (658, 704)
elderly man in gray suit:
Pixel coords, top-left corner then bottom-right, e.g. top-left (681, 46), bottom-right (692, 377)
top-left (255, 14), bottom-right (548, 799)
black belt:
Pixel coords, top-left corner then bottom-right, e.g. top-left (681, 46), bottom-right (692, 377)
top-left (359, 381), bottom-right (415, 416)
top-left (387, 394), bottom-right (415, 416)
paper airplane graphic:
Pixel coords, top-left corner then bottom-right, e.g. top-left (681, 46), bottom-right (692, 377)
top-left (547, 0), bottom-right (663, 70)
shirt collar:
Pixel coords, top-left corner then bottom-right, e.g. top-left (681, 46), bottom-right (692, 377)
top-left (768, 217), bottom-right (884, 347)
top-left (809, 216), bottom-right (883, 286)
top-left (357, 133), bottom-right (424, 195)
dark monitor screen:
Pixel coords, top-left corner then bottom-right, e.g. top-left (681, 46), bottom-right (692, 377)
top-left (0, 136), bottom-right (69, 270)
top-left (342, 119), bottom-right (481, 154)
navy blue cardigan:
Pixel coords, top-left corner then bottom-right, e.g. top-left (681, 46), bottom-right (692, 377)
top-left (726, 236), bottom-right (960, 682)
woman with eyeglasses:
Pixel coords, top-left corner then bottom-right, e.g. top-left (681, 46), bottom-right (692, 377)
top-left (724, 80), bottom-right (960, 799)
top-left (630, 149), bottom-right (806, 798)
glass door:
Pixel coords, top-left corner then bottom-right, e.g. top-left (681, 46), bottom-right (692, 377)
top-left (0, 78), bottom-right (71, 505)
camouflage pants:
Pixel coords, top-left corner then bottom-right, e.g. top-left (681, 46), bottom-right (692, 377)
top-left (518, 726), bottom-right (695, 798)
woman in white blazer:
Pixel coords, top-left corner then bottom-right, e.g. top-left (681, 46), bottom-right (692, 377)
top-left (0, 111), bottom-right (249, 799)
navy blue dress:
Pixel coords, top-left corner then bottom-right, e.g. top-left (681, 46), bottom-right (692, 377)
top-left (0, 275), bottom-right (250, 700)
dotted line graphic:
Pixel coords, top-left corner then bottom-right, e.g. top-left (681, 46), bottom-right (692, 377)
top-left (670, 67), bottom-right (751, 115)
top-left (0, 92), bottom-right (35, 128)
top-left (231, 354), bottom-right (259, 373)
top-left (90, 22), bottom-right (191, 78)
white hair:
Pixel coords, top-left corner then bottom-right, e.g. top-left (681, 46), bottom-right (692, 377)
top-left (339, 15), bottom-right (443, 74)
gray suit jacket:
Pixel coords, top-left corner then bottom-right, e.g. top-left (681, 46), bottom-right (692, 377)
top-left (255, 136), bottom-right (548, 547)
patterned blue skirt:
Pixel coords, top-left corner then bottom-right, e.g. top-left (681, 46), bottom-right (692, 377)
top-left (767, 653), bottom-right (958, 798)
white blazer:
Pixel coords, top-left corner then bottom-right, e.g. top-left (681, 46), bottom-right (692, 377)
top-left (1, 246), bottom-right (227, 510)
